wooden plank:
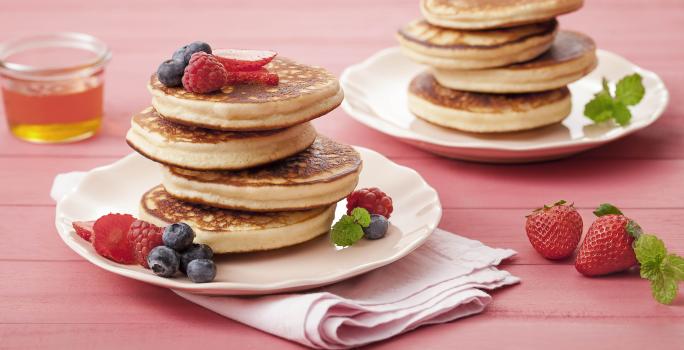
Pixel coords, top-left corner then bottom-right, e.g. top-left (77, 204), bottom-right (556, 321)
top-left (3, 156), bottom-right (684, 208)
top-left (4, 207), bottom-right (683, 265)
top-left (1, 263), bottom-right (682, 325)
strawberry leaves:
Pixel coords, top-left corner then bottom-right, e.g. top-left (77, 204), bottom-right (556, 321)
top-left (584, 73), bottom-right (645, 126)
top-left (593, 203), bottom-right (624, 217)
top-left (634, 234), bottom-right (684, 304)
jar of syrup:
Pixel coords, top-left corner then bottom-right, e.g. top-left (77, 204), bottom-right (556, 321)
top-left (0, 32), bottom-right (111, 143)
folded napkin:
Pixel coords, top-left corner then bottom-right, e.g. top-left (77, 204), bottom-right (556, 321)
top-left (51, 172), bottom-right (519, 349)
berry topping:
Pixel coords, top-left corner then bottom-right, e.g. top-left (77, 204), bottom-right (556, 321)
top-left (157, 59), bottom-right (186, 87)
top-left (73, 220), bottom-right (95, 242)
top-left (147, 246), bottom-right (180, 278)
top-left (186, 259), bottom-right (217, 283)
top-left (92, 214), bottom-right (136, 264)
top-left (182, 52), bottom-right (228, 93)
top-left (213, 49), bottom-right (276, 71)
top-left (346, 187), bottom-right (393, 218)
top-left (226, 68), bottom-right (279, 86)
top-left (172, 41), bottom-right (212, 65)
top-left (363, 214), bottom-right (389, 240)
top-left (128, 220), bottom-right (164, 268)
top-left (180, 244), bottom-right (214, 273)
top-left (162, 222), bottom-right (196, 252)
top-left (525, 200), bottom-right (583, 260)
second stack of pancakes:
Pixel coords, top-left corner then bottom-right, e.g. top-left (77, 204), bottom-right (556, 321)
top-left (397, 0), bottom-right (597, 133)
top-left (126, 58), bottom-right (362, 253)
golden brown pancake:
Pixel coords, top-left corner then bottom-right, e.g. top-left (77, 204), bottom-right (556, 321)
top-left (421, 0), bottom-right (584, 29)
top-left (139, 185), bottom-right (336, 253)
top-left (432, 31), bottom-right (597, 92)
top-left (162, 136), bottom-right (362, 211)
top-left (397, 19), bottom-right (557, 69)
top-left (148, 58), bottom-right (344, 131)
top-left (126, 107), bottom-right (316, 170)
top-left (408, 72), bottom-right (572, 132)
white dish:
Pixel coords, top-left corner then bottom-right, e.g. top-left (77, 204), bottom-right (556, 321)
top-left (54, 149), bottom-right (441, 295)
top-left (341, 47), bottom-right (669, 163)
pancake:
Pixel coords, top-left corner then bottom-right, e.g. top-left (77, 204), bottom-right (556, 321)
top-left (139, 185), bottom-right (336, 253)
top-left (432, 31), bottom-right (597, 93)
top-left (408, 72), bottom-right (571, 132)
top-left (162, 136), bottom-right (362, 211)
top-left (397, 19), bottom-right (557, 69)
top-left (421, 0), bottom-right (584, 29)
top-left (126, 107), bottom-right (316, 170)
top-left (148, 57), bottom-right (344, 131)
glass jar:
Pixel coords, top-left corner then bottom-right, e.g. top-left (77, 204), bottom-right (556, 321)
top-left (0, 32), bottom-right (111, 143)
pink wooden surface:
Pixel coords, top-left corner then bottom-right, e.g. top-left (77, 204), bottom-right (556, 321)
top-left (1, 0), bottom-right (683, 348)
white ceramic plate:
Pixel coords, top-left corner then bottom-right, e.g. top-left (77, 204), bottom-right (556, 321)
top-left (55, 149), bottom-right (441, 295)
top-left (341, 47), bottom-right (669, 163)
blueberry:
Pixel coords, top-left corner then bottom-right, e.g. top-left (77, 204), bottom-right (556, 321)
top-left (180, 244), bottom-right (214, 273)
top-left (172, 41), bottom-right (212, 65)
top-left (186, 259), bottom-right (216, 283)
top-left (147, 246), bottom-right (180, 277)
top-left (163, 223), bottom-right (195, 251)
top-left (363, 214), bottom-right (389, 240)
top-left (157, 59), bottom-right (185, 87)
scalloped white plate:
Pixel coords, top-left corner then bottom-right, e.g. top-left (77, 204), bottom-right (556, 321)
top-left (341, 47), bottom-right (669, 163)
top-left (55, 149), bottom-right (441, 295)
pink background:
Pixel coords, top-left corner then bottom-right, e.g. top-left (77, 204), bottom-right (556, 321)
top-left (1, 0), bottom-right (683, 348)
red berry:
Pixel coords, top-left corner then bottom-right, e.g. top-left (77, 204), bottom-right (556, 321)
top-left (92, 214), bottom-right (136, 264)
top-left (213, 49), bottom-right (277, 71)
top-left (182, 52), bottom-right (228, 93)
top-left (73, 220), bottom-right (95, 242)
top-left (127, 220), bottom-right (164, 268)
top-left (575, 214), bottom-right (638, 276)
top-left (226, 68), bottom-right (279, 85)
top-left (525, 201), bottom-right (582, 260)
top-left (346, 187), bottom-right (393, 218)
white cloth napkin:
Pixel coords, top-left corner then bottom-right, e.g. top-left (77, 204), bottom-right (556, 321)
top-left (51, 172), bottom-right (519, 349)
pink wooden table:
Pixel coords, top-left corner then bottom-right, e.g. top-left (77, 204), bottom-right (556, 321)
top-left (1, 0), bottom-right (683, 348)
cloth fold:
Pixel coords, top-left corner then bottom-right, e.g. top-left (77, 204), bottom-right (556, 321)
top-left (51, 172), bottom-right (519, 349)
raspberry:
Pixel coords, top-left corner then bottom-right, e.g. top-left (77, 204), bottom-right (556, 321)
top-left (226, 68), bottom-right (279, 86)
top-left (92, 213), bottom-right (136, 264)
top-left (182, 52), bottom-right (228, 93)
top-left (346, 187), bottom-right (393, 219)
top-left (73, 220), bottom-right (95, 242)
top-left (128, 220), bottom-right (164, 268)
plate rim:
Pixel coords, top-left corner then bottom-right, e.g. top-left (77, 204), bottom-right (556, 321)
top-left (54, 149), bottom-right (442, 295)
top-left (340, 47), bottom-right (670, 152)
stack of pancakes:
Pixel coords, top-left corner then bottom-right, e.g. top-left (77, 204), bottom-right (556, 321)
top-left (126, 58), bottom-right (362, 253)
top-left (397, 0), bottom-right (597, 133)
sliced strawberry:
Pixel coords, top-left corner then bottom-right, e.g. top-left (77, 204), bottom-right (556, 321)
top-left (213, 49), bottom-right (276, 71)
top-left (73, 220), bottom-right (95, 242)
top-left (226, 68), bottom-right (279, 86)
top-left (92, 213), bottom-right (136, 264)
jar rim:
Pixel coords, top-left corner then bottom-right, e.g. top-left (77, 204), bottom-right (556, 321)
top-left (0, 32), bottom-right (111, 80)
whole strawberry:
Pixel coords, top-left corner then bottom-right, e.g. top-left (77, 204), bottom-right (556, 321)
top-left (575, 204), bottom-right (639, 276)
top-left (525, 200), bottom-right (582, 260)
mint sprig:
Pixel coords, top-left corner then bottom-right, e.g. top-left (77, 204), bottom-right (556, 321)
top-left (634, 233), bottom-right (684, 304)
top-left (331, 208), bottom-right (371, 247)
top-left (584, 73), bottom-right (645, 126)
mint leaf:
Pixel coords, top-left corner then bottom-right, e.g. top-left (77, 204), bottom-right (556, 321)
top-left (664, 254), bottom-right (684, 281)
top-left (651, 275), bottom-right (678, 305)
top-left (593, 203), bottom-right (623, 217)
top-left (635, 234), bottom-right (667, 264)
top-left (584, 92), bottom-right (614, 123)
top-left (351, 207), bottom-right (371, 228)
top-left (331, 215), bottom-right (364, 247)
top-left (612, 101), bottom-right (632, 126)
top-left (584, 73), bottom-right (644, 126)
top-left (615, 73), bottom-right (645, 106)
